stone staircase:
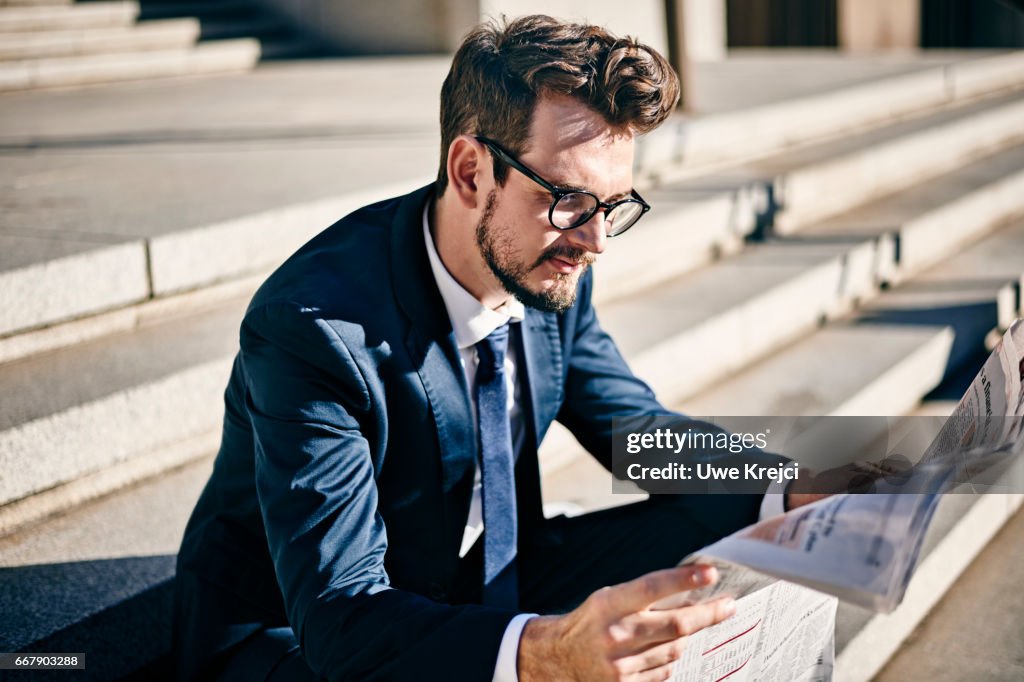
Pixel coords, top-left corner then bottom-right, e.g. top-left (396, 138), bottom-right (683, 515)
top-left (0, 0), bottom-right (318, 92)
top-left (1, 51), bottom-right (1024, 680)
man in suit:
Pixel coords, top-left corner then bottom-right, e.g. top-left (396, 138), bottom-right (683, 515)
top-left (173, 14), bottom-right (814, 681)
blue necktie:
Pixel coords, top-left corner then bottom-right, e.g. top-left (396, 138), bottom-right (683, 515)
top-left (475, 323), bottom-right (518, 608)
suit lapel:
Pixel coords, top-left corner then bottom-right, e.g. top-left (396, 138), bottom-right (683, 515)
top-left (389, 186), bottom-right (476, 552)
top-left (512, 316), bottom-right (561, 530)
top-left (519, 308), bottom-right (563, 447)
top-left (387, 186), bottom-right (568, 553)
top-left (409, 326), bottom-right (476, 494)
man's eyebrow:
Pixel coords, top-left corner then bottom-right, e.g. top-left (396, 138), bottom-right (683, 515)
top-left (544, 180), bottom-right (633, 203)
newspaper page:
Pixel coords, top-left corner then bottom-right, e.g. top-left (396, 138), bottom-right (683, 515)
top-left (667, 581), bottom-right (836, 682)
top-left (922, 319), bottom-right (1024, 485)
top-left (656, 320), bottom-right (1024, 681)
top-left (682, 491), bottom-right (942, 613)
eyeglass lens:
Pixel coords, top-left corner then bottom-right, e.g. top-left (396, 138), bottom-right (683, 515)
top-left (552, 193), bottom-right (645, 236)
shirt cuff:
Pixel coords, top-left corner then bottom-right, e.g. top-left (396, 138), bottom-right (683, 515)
top-left (758, 478), bottom-right (788, 520)
top-left (492, 613), bottom-right (536, 682)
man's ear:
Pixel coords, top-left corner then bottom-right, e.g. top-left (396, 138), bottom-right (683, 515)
top-left (446, 135), bottom-right (487, 210)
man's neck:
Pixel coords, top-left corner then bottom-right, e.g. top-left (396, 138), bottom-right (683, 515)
top-left (431, 193), bottom-right (512, 311)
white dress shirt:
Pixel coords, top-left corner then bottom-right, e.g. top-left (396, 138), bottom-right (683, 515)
top-left (422, 204), bottom-right (786, 682)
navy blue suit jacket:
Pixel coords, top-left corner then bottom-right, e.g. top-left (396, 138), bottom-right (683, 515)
top-left (173, 185), bottom-right (769, 681)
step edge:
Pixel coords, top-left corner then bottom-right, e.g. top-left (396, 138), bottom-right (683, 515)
top-left (0, 432), bottom-right (215, 538)
top-left (0, 272), bottom-right (263, 366)
top-left (834, 493), bottom-right (1024, 682)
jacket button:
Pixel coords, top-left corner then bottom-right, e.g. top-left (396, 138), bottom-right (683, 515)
top-left (427, 583), bottom-right (447, 602)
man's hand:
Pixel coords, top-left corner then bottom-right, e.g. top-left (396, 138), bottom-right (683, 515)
top-left (786, 456), bottom-right (912, 510)
top-left (517, 565), bottom-right (735, 682)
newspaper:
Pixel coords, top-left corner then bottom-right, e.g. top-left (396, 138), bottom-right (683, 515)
top-left (658, 320), bottom-right (1024, 681)
top-left (665, 580), bottom-right (836, 682)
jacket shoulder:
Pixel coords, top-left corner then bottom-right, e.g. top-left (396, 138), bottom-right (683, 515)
top-left (247, 187), bottom-right (427, 317)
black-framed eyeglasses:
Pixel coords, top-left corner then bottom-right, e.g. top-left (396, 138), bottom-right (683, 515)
top-left (475, 135), bottom-right (650, 237)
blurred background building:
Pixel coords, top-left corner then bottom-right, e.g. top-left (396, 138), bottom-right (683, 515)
top-left (249, 0), bottom-right (1024, 54)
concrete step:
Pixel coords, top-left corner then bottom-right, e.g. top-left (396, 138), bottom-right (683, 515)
top-left (681, 324), bottom-right (957, 419)
top-left (872, 500), bottom-right (1024, 682)
top-left (766, 93), bottom-right (1024, 234)
top-left (638, 51), bottom-right (1024, 174)
top-left (0, 38), bottom-right (260, 92)
top-left (0, 148), bottom-right (433, 340)
top-left (663, 221), bottom-right (1022, 475)
top-left (604, 238), bottom-right (884, 406)
top-left (600, 93), bottom-right (1024, 305)
top-left (0, 56), bottom-right (447, 149)
top-left (592, 180), bottom-right (760, 301)
top-left (805, 142), bottom-right (1024, 283)
top-left (0, 455), bottom-right (213, 679)
top-left (0, 294), bottom-right (244, 526)
top-left (851, 223), bottom-right (1024, 372)
top-left (679, 223), bottom-right (1024, 421)
top-left (0, 1), bottom-right (137, 32)
top-left (657, 90), bottom-right (1024, 235)
top-left (0, 231), bottom-right (150, 341)
top-left (0, 19), bottom-right (200, 61)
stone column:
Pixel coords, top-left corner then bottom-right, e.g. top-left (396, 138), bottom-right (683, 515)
top-left (665, 0), bottom-right (727, 112)
top-left (680, 0), bottom-right (727, 62)
top-left (838, 0), bottom-right (920, 51)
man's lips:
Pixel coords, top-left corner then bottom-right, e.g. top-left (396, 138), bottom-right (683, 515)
top-left (537, 249), bottom-right (595, 273)
top-left (548, 255), bottom-right (583, 273)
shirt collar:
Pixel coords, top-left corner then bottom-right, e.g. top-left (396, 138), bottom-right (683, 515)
top-left (422, 201), bottom-right (525, 350)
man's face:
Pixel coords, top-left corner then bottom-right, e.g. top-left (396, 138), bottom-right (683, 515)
top-left (476, 96), bottom-right (636, 313)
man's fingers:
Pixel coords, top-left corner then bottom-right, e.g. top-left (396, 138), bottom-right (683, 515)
top-left (622, 597), bottom-right (736, 650)
top-left (626, 664), bottom-right (675, 682)
top-left (614, 635), bottom-right (689, 674)
top-left (602, 565), bottom-right (718, 616)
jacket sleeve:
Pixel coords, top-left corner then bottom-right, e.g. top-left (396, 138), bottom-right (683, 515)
top-left (555, 273), bottom-right (788, 534)
top-left (241, 301), bottom-right (515, 681)
top-left (554, 272), bottom-right (667, 465)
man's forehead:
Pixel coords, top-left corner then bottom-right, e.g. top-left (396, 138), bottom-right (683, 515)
top-left (515, 96), bottom-right (635, 198)
top-left (527, 95), bottom-right (633, 152)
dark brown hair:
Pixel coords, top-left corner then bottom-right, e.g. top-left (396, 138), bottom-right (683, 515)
top-left (436, 14), bottom-right (680, 193)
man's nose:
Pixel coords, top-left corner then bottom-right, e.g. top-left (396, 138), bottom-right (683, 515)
top-left (565, 210), bottom-right (608, 255)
